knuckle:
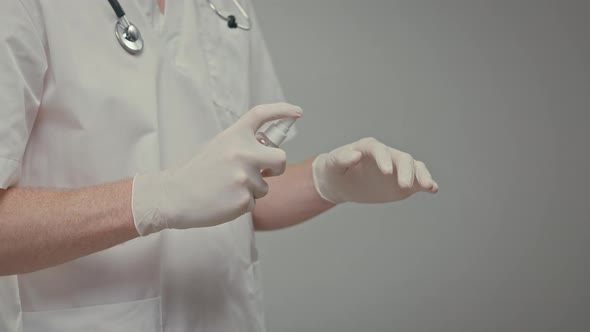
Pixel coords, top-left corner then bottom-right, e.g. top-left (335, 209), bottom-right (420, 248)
top-left (250, 105), bottom-right (265, 117)
top-left (226, 149), bottom-right (242, 162)
top-left (402, 152), bottom-right (413, 161)
top-left (234, 171), bottom-right (250, 186)
top-left (361, 137), bottom-right (378, 144)
top-left (229, 149), bottom-right (254, 163)
top-left (276, 149), bottom-right (287, 162)
top-left (259, 182), bottom-right (270, 197)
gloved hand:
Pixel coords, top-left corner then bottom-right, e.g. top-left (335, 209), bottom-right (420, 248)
top-left (132, 103), bottom-right (303, 236)
top-left (312, 137), bottom-right (439, 204)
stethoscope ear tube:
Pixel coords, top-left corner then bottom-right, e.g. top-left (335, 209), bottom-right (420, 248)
top-left (207, 0), bottom-right (251, 30)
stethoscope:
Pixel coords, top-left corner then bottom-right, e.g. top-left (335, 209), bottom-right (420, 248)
top-left (106, 0), bottom-right (251, 55)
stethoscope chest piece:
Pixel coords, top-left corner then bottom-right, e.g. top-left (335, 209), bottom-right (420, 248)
top-left (115, 16), bottom-right (144, 55)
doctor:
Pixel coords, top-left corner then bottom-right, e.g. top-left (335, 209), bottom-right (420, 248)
top-left (0, 0), bottom-right (439, 331)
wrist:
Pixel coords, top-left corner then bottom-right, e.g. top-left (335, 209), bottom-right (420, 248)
top-left (311, 154), bottom-right (341, 205)
top-left (131, 172), bottom-right (170, 236)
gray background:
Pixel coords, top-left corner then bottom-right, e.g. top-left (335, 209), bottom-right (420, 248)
top-left (253, 0), bottom-right (590, 331)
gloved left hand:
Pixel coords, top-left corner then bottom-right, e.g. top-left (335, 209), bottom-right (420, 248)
top-left (311, 137), bottom-right (439, 204)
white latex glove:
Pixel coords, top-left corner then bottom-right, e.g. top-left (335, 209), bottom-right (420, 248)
top-left (132, 103), bottom-right (303, 236)
top-left (312, 137), bottom-right (439, 204)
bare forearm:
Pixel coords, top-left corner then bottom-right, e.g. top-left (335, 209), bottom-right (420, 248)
top-left (0, 179), bottom-right (138, 276)
top-left (253, 158), bottom-right (335, 231)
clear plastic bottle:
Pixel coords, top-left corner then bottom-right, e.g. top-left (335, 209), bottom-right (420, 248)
top-left (257, 118), bottom-right (297, 148)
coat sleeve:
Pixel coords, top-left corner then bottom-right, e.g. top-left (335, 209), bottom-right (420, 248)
top-left (0, 0), bottom-right (47, 188)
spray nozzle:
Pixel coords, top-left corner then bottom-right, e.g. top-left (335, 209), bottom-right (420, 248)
top-left (258, 118), bottom-right (297, 148)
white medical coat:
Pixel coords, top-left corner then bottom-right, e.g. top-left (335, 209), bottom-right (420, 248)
top-left (0, 0), bottom-right (290, 331)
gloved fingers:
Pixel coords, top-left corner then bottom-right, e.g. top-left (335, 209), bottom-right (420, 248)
top-left (256, 148), bottom-right (288, 177)
top-left (233, 166), bottom-right (269, 201)
top-left (328, 145), bottom-right (363, 171)
top-left (242, 166), bottom-right (270, 199)
top-left (250, 176), bottom-right (270, 199)
top-left (414, 160), bottom-right (439, 193)
top-left (237, 103), bottom-right (303, 133)
top-left (352, 138), bottom-right (394, 175)
top-left (416, 160), bottom-right (438, 191)
top-left (388, 147), bottom-right (416, 189)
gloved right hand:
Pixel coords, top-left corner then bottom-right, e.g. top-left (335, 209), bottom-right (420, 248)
top-left (131, 103), bottom-right (303, 236)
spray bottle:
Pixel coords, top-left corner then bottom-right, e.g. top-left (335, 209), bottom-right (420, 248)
top-left (257, 118), bottom-right (297, 148)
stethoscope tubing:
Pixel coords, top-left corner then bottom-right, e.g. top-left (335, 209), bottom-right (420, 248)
top-left (107, 0), bottom-right (252, 55)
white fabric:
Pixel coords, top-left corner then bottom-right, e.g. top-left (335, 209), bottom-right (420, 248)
top-left (0, 0), bottom-right (292, 331)
top-left (132, 103), bottom-right (300, 236)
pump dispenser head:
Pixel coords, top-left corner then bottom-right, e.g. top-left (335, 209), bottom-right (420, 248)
top-left (257, 118), bottom-right (297, 148)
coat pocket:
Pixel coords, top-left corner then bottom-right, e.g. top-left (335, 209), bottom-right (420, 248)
top-left (22, 296), bottom-right (162, 332)
top-left (197, 0), bottom-right (252, 124)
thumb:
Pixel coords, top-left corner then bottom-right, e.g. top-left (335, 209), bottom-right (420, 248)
top-left (236, 103), bottom-right (302, 133)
